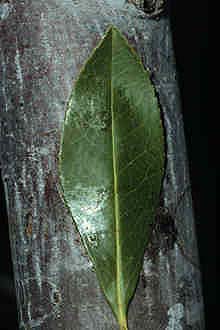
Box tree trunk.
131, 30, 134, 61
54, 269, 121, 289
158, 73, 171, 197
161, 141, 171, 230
0, 1, 205, 329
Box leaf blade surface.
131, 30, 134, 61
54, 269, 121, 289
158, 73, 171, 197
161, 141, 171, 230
59, 26, 165, 329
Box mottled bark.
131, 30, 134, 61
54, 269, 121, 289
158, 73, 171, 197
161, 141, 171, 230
0, 1, 204, 329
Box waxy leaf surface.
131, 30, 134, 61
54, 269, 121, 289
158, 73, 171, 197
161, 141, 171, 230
59, 26, 165, 329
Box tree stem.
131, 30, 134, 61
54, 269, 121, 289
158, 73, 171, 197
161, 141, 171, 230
0, 1, 204, 329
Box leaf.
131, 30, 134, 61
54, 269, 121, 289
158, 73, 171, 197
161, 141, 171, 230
59, 26, 165, 329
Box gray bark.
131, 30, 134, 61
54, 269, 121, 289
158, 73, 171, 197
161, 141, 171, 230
0, 1, 205, 329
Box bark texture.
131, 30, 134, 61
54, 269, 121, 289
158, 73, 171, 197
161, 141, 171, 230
0, 1, 204, 329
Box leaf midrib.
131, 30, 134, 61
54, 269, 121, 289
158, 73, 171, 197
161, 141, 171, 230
110, 28, 127, 330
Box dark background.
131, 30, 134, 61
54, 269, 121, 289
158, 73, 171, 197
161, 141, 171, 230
0, 1, 212, 329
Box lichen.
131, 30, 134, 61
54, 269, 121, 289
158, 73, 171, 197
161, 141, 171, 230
166, 303, 184, 330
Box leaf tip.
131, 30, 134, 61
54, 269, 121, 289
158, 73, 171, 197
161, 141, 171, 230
106, 24, 121, 38
119, 322, 128, 330
118, 313, 128, 330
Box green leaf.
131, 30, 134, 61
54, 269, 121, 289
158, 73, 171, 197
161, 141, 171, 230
59, 26, 165, 329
